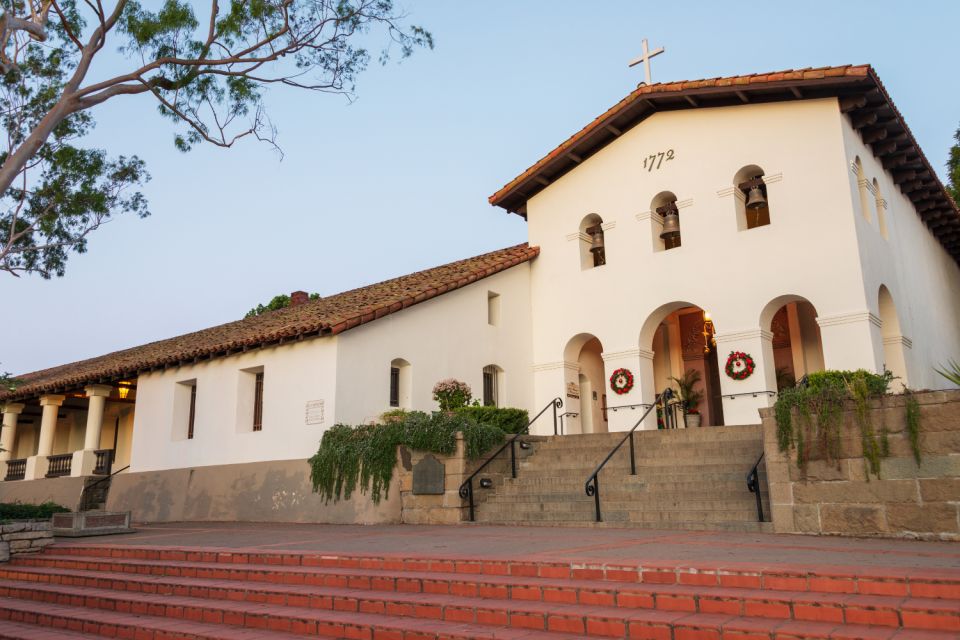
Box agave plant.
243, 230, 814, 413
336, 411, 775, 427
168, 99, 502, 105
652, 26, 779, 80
935, 360, 960, 386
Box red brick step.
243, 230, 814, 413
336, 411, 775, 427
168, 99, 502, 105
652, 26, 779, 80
1, 563, 957, 632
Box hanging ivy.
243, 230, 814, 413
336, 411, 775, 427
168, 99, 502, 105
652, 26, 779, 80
772, 369, 917, 477
308, 411, 506, 505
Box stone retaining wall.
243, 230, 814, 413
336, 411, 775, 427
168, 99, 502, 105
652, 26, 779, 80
0, 521, 54, 561
762, 389, 960, 540
106, 459, 401, 524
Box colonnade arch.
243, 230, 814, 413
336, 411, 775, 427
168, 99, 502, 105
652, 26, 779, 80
562, 333, 608, 434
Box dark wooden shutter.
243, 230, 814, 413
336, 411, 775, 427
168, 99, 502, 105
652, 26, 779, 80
253, 372, 264, 431
390, 367, 400, 407
187, 384, 197, 439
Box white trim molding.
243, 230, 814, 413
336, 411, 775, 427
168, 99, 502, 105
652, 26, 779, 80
601, 347, 640, 362
883, 335, 913, 349
717, 172, 783, 198
817, 311, 882, 329
600, 220, 617, 231
714, 329, 774, 344
565, 231, 591, 243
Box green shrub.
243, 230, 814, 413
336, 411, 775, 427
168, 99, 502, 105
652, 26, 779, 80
773, 369, 921, 477
0, 501, 70, 520
455, 406, 529, 434
308, 411, 505, 505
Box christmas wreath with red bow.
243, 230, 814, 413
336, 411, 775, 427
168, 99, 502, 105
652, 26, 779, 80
609, 368, 634, 395
724, 351, 756, 380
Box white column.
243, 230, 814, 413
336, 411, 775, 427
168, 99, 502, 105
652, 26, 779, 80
602, 347, 643, 432
716, 329, 777, 426
1, 403, 24, 461
636, 349, 658, 430
817, 311, 884, 373
36, 394, 64, 457
83, 385, 111, 450
531, 361, 573, 436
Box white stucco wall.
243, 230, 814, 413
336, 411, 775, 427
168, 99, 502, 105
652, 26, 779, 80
524, 98, 891, 431
335, 264, 535, 425
127, 264, 534, 472
129, 338, 339, 472
839, 119, 960, 390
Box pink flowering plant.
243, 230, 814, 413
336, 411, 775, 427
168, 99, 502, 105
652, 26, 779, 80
432, 379, 472, 411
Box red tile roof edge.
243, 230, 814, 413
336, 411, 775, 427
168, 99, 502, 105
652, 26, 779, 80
488, 65, 871, 206
2, 244, 539, 402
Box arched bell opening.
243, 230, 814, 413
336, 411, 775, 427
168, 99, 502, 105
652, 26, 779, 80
578, 214, 606, 270
562, 333, 608, 434
761, 296, 825, 390
651, 191, 680, 251
640, 302, 724, 427
734, 165, 770, 230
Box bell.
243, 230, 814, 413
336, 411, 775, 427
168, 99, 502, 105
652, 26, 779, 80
659, 211, 680, 240
589, 229, 604, 254
746, 185, 767, 210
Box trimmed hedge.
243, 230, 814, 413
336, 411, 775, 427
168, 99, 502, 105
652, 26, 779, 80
0, 502, 70, 520
455, 406, 529, 434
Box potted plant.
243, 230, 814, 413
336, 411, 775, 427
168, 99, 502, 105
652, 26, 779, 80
670, 369, 704, 428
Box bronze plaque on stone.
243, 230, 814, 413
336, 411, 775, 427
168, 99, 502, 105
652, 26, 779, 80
412, 454, 445, 495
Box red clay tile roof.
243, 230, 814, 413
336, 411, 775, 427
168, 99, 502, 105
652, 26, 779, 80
488, 65, 959, 261
2, 244, 539, 402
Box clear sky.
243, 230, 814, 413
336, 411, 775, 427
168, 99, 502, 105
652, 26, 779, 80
2, 1, 958, 375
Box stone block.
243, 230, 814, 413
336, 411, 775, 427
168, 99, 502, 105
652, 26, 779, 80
793, 504, 820, 533
879, 456, 939, 479
799, 460, 847, 482
770, 504, 797, 533
886, 503, 959, 534
0, 523, 27, 534
0, 541, 8, 562
792, 479, 918, 505
764, 460, 791, 484
819, 504, 887, 535
767, 482, 793, 505
919, 478, 960, 502
8, 539, 33, 551
921, 432, 960, 456
2, 531, 47, 541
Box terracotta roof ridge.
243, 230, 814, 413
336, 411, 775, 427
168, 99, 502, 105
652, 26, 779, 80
2, 243, 539, 400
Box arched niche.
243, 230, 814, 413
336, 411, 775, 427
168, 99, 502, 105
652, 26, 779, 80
854, 156, 871, 222
760, 295, 824, 387
562, 333, 607, 434
878, 285, 909, 390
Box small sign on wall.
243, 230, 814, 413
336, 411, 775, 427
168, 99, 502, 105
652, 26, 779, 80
566, 382, 580, 399
305, 400, 325, 425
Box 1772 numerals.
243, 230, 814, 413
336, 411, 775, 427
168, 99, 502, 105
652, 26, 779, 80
642, 149, 675, 171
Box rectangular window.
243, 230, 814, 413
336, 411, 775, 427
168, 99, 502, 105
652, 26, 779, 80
252, 372, 264, 431
187, 384, 197, 439
389, 367, 400, 407
482, 366, 499, 407
487, 292, 500, 326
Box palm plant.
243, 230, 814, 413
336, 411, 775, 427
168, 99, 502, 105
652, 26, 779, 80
935, 360, 960, 386
670, 369, 704, 413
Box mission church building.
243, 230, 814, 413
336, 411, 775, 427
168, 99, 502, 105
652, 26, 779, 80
1, 65, 958, 521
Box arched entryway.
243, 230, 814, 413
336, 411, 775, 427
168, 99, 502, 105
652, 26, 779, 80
563, 334, 608, 434
878, 285, 909, 390
639, 303, 724, 427
760, 296, 825, 389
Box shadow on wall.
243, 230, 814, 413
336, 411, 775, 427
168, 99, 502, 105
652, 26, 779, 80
106, 460, 402, 525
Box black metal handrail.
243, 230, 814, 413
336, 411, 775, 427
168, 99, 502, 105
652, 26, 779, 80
584, 391, 666, 522
78, 464, 130, 512
459, 397, 562, 521
746, 452, 765, 522
557, 411, 578, 435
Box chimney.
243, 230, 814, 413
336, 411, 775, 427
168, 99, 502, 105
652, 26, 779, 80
290, 291, 309, 307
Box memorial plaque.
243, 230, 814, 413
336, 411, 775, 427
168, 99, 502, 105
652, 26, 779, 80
412, 454, 445, 495
305, 400, 325, 425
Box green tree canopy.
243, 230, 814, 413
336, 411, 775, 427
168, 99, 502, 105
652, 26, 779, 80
0, 0, 431, 278
245, 292, 320, 318
948, 124, 960, 205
